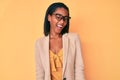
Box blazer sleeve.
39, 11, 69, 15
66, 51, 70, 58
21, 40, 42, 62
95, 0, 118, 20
75, 34, 85, 80
35, 40, 44, 80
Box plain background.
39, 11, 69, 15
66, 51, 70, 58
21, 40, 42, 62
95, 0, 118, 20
0, 0, 120, 80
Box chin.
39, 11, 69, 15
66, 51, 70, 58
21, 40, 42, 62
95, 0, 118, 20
55, 30, 62, 34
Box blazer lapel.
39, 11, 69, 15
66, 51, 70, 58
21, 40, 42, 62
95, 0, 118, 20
44, 35, 51, 80
62, 33, 69, 78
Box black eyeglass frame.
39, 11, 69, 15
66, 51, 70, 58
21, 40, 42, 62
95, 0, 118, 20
52, 13, 71, 22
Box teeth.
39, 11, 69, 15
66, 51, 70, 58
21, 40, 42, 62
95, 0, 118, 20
57, 24, 62, 28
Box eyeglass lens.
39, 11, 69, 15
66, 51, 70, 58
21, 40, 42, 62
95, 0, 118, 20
53, 13, 71, 22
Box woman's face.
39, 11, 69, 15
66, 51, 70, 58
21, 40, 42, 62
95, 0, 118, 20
48, 7, 69, 34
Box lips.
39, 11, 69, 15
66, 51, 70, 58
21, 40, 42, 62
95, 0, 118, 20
57, 24, 63, 28
55, 24, 64, 33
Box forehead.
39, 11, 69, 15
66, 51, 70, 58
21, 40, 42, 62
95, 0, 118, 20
54, 8, 68, 16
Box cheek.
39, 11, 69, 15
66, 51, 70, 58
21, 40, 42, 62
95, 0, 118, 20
49, 19, 56, 26
51, 19, 58, 24
49, 19, 55, 24
64, 22, 67, 27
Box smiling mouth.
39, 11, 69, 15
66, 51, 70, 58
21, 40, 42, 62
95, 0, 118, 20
57, 24, 63, 28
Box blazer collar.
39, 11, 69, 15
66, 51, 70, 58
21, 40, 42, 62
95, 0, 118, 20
44, 35, 51, 80
62, 33, 69, 78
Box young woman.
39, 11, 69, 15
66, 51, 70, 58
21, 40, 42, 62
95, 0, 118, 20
35, 2, 85, 80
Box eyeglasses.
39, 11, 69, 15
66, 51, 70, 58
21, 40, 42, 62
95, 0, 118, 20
52, 13, 71, 22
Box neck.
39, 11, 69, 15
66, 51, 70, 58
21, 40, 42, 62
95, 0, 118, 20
49, 32, 62, 39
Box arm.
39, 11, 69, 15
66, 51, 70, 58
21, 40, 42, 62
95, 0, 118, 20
35, 40, 44, 80
75, 34, 85, 80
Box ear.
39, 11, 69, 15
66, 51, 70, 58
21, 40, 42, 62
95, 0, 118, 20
48, 14, 51, 22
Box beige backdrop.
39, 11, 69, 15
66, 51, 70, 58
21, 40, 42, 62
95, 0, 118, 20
0, 0, 120, 80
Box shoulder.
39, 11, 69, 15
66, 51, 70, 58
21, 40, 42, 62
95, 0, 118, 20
35, 35, 48, 46
63, 32, 80, 40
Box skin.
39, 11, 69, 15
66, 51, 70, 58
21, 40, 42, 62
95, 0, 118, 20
48, 8, 69, 54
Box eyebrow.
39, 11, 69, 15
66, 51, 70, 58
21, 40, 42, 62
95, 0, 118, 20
54, 13, 69, 17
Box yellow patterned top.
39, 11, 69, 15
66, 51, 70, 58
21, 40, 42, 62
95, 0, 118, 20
49, 49, 63, 80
